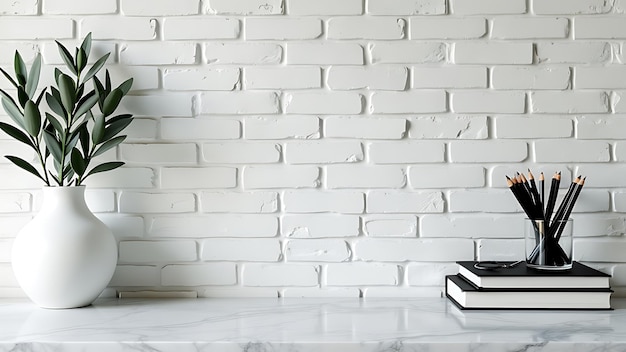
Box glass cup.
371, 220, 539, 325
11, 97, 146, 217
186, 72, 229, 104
525, 218, 573, 271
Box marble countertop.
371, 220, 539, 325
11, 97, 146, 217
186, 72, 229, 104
1, 297, 625, 352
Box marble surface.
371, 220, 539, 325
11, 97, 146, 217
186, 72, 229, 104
1, 297, 626, 351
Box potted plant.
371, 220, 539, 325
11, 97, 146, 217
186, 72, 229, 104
0, 33, 133, 308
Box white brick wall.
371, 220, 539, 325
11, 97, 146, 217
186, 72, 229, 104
1, 0, 625, 298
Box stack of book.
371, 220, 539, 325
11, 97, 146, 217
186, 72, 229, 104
446, 261, 612, 310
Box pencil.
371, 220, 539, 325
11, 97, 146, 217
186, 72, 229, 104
544, 172, 560, 222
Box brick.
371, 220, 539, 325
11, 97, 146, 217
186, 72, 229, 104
413, 66, 487, 89
120, 144, 197, 164
495, 117, 573, 138
164, 17, 240, 39
369, 42, 445, 64
201, 239, 281, 261
120, 42, 197, 65
408, 115, 488, 139
328, 17, 406, 40
1, 0, 38, 14
450, 141, 527, 162
109, 266, 159, 287
0, 216, 29, 238
119, 240, 197, 263
535, 42, 611, 64
477, 239, 525, 261
533, 0, 612, 14
0, 192, 31, 213
614, 141, 626, 161
327, 165, 405, 189
571, 190, 608, 213
407, 263, 458, 286
244, 116, 320, 140
200, 192, 278, 213
420, 215, 525, 238
122, 94, 194, 117
576, 67, 626, 89
326, 263, 399, 286
287, 43, 364, 65
362, 215, 417, 237
205, 0, 283, 15
242, 264, 319, 286
451, 0, 526, 14
98, 214, 145, 238
162, 263, 237, 286
0, 165, 45, 189
161, 118, 240, 140
243, 166, 320, 189
367, 191, 444, 213
283, 288, 359, 298
84, 189, 115, 213
105, 66, 159, 92
125, 118, 158, 140
325, 117, 407, 139
354, 238, 474, 262
492, 66, 571, 90
449, 190, 520, 213
534, 140, 610, 162
164, 68, 240, 91
371, 91, 446, 114
149, 215, 278, 237
451, 91, 525, 113
410, 18, 486, 39
613, 191, 626, 211
199, 92, 280, 114
161, 167, 237, 189
205, 43, 282, 65
285, 141, 363, 164
0, 18, 73, 39
282, 214, 360, 238
327, 66, 408, 91
530, 91, 609, 113
285, 239, 350, 262
574, 238, 626, 262
283, 191, 364, 214
80, 17, 157, 40
491, 17, 569, 39
284, 92, 363, 114
409, 165, 485, 188
613, 91, 626, 113
203, 143, 280, 164
287, 0, 362, 15
0, 141, 33, 165
0, 43, 38, 64
120, 192, 196, 213
0, 240, 11, 261
573, 215, 626, 237
245, 67, 321, 90
122, 0, 199, 15
246, 18, 321, 40
368, 141, 445, 164
368, 0, 446, 14
86, 167, 155, 189
575, 17, 626, 39
453, 42, 532, 64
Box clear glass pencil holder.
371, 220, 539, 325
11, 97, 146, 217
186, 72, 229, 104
525, 219, 573, 271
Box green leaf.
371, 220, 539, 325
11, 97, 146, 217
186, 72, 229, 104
25, 53, 41, 98
23, 100, 41, 137
92, 113, 105, 144
93, 76, 105, 111
35, 88, 46, 106
70, 148, 86, 176
43, 129, 63, 163
105, 70, 111, 92
0, 121, 34, 147
67, 131, 80, 151
56, 40, 77, 76
74, 90, 98, 119
1, 97, 25, 130
84, 161, 124, 178
93, 135, 125, 157
118, 78, 133, 95
102, 88, 123, 117
77, 122, 89, 156
81, 33, 92, 58
58, 74, 76, 115
76, 48, 87, 73
5, 155, 45, 182
45, 91, 66, 118
17, 86, 28, 108
45, 112, 64, 135
14, 51, 27, 86
102, 116, 132, 141
0, 67, 18, 89
83, 53, 110, 83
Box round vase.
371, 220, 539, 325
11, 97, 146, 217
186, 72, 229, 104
11, 186, 117, 309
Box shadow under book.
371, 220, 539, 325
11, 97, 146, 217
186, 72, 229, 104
446, 261, 612, 310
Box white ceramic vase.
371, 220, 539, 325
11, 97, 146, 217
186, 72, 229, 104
12, 186, 117, 309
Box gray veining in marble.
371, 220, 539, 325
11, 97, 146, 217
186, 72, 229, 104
1, 297, 626, 352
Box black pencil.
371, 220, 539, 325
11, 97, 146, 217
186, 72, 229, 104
544, 172, 560, 222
